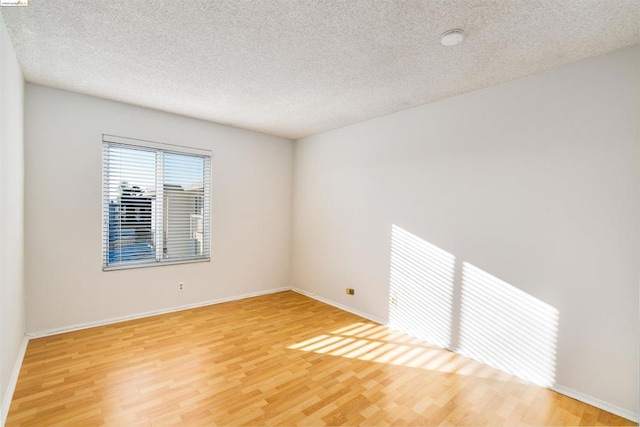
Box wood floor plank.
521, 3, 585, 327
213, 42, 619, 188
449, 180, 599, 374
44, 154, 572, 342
6, 291, 636, 426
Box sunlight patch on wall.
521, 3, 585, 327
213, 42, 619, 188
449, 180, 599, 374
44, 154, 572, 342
458, 262, 559, 387
388, 225, 456, 349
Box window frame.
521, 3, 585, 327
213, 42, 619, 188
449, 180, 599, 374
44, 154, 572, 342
102, 134, 212, 271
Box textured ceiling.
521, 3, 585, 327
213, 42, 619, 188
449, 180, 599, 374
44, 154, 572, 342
2, 0, 639, 139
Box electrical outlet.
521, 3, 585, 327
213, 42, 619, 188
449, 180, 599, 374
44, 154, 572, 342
178, 282, 184, 292
345, 288, 355, 295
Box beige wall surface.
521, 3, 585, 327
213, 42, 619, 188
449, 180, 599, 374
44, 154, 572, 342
24, 84, 294, 334
0, 14, 25, 422
292, 46, 640, 416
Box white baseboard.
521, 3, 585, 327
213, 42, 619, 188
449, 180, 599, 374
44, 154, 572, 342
1, 335, 29, 427
552, 384, 637, 422
290, 287, 387, 325
27, 287, 291, 338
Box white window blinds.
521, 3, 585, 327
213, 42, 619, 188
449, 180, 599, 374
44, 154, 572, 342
102, 135, 211, 270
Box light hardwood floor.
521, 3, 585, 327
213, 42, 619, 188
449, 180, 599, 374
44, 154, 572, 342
6, 291, 635, 426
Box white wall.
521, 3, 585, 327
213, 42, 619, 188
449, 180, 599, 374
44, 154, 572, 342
24, 84, 293, 333
0, 14, 25, 422
292, 46, 639, 416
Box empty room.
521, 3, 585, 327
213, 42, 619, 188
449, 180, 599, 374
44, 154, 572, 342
1, 0, 639, 425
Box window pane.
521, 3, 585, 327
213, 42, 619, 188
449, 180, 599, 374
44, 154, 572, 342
102, 136, 210, 270
163, 152, 206, 261
105, 145, 157, 265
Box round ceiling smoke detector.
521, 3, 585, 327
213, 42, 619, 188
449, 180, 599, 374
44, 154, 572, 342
440, 29, 464, 46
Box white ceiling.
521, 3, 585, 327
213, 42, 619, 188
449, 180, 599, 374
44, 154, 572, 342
2, 0, 639, 139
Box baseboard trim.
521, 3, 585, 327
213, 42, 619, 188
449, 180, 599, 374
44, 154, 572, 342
1, 335, 29, 426
551, 384, 637, 422
27, 287, 291, 338
290, 287, 387, 325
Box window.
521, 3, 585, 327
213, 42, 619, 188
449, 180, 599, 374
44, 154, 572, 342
102, 135, 211, 270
